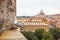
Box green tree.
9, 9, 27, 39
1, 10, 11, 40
21, 31, 34, 40
49, 28, 60, 40
42, 32, 54, 40
34, 29, 45, 40
32, 36, 38, 40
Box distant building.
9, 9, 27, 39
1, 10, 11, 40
17, 10, 50, 31
47, 14, 60, 28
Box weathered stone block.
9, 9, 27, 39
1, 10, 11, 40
0, 0, 27, 40
0, 0, 16, 34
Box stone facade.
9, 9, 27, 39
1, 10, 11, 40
0, 0, 16, 34
17, 18, 50, 31
0, 0, 27, 40
17, 10, 50, 31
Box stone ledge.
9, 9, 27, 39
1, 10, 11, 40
0, 29, 27, 40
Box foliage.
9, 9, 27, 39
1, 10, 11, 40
34, 29, 45, 40
49, 28, 60, 40
42, 32, 54, 40
32, 36, 38, 40
21, 28, 60, 40
21, 31, 34, 40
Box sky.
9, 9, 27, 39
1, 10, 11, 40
16, 0, 60, 16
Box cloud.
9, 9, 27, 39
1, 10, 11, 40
17, 0, 60, 16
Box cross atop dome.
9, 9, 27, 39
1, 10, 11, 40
39, 9, 45, 15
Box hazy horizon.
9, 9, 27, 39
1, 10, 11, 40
16, 0, 60, 16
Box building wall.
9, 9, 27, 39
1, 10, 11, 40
17, 10, 50, 31
19, 19, 50, 31
21, 25, 49, 32
56, 21, 60, 28
0, 0, 16, 30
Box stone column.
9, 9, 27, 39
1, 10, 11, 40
0, 0, 27, 40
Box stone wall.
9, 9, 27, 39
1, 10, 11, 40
0, 0, 16, 35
